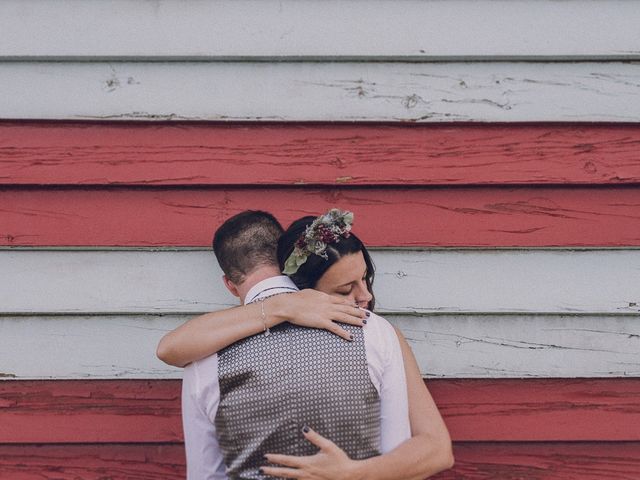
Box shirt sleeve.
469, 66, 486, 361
368, 312, 412, 453
181, 357, 228, 480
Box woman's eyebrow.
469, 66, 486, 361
336, 268, 367, 288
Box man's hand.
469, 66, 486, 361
274, 289, 369, 341
261, 426, 363, 480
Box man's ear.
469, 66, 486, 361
222, 274, 240, 298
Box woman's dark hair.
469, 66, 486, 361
277, 216, 376, 310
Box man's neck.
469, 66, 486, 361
238, 265, 282, 304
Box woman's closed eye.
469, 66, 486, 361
336, 275, 366, 295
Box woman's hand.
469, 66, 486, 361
275, 289, 369, 341
261, 426, 363, 480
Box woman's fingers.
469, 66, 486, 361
260, 466, 302, 479
302, 426, 338, 452
327, 323, 354, 341
263, 453, 305, 468
333, 305, 368, 325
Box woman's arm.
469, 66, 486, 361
156, 289, 367, 367
352, 327, 454, 479
261, 327, 454, 480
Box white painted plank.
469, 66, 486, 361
1, 0, 639, 60
1, 249, 639, 315
2, 62, 640, 122
389, 315, 640, 378
0, 315, 183, 380
0, 314, 638, 379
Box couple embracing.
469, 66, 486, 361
157, 208, 454, 479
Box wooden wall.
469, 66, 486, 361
1, 1, 640, 478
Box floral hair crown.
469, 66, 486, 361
282, 208, 354, 275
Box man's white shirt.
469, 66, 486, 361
181, 275, 412, 480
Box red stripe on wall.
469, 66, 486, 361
0, 444, 184, 480
2, 121, 640, 186
438, 442, 640, 479
1, 443, 639, 480
2, 186, 640, 247
2, 379, 639, 443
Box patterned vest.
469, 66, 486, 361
214, 294, 381, 479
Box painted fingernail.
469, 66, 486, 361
302, 425, 310, 433
350, 334, 354, 340
363, 319, 367, 324
365, 311, 370, 317
259, 467, 265, 474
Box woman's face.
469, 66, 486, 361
315, 250, 373, 309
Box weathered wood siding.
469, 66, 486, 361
3, 312, 640, 379
3, 62, 640, 121
3, 185, 640, 247
1, 0, 639, 478
3, 0, 639, 60
1, 250, 639, 379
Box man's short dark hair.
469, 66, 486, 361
213, 210, 284, 284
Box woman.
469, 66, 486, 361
157, 209, 454, 479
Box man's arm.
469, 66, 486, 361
181, 360, 227, 480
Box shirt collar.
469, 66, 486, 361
244, 275, 300, 304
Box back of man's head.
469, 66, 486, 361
212, 210, 284, 285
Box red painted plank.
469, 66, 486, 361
1, 121, 639, 186
1, 443, 639, 480
435, 442, 640, 480
2, 379, 639, 443
0, 380, 181, 444
0, 444, 184, 480
2, 186, 640, 247
428, 378, 640, 442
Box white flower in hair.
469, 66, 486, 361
282, 209, 354, 275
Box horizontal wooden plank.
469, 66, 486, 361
0, 444, 185, 480
391, 314, 640, 378
1, 313, 639, 379
2, 62, 640, 122
2, 0, 639, 61
0, 381, 182, 443
1, 443, 640, 480
2, 122, 640, 186
2, 379, 639, 442
2, 187, 640, 248
1, 442, 638, 480
1, 250, 638, 316
430, 378, 640, 441
437, 442, 640, 479
0, 315, 184, 380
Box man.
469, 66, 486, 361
181, 210, 411, 479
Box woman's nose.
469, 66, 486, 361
354, 281, 373, 303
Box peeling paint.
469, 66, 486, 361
395, 270, 408, 279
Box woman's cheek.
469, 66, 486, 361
332, 291, 356, 303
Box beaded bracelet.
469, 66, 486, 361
258, 297, 270, 336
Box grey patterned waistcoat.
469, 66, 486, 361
214, 295, 381, 479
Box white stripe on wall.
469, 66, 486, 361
1, 249, 638, 315
1, 0, 639, 60
0, 313, 638, 379
2, 62, 640, 122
